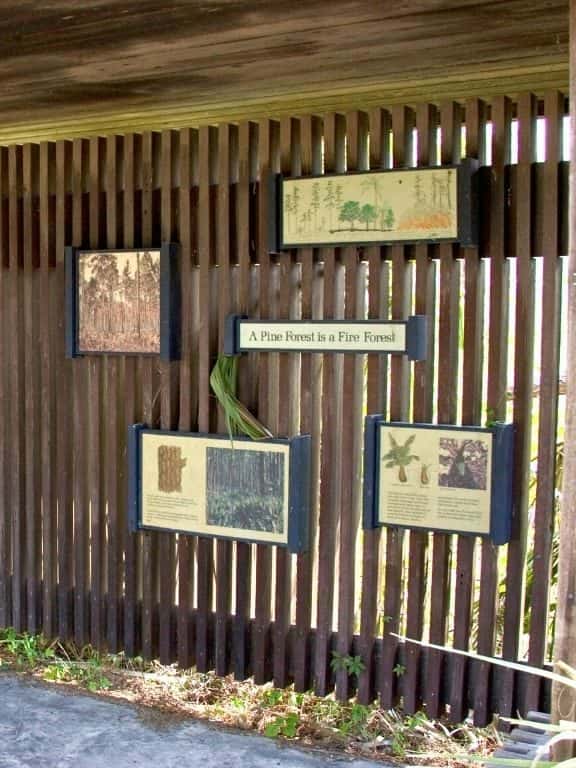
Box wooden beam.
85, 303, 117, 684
552, 0, 576, 757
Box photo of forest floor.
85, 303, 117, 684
206, 447, 285, 534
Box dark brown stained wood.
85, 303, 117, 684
525, 91, 564, 712
380, 105, 413, 711
426, 101, 463, 720
403, 102, 438, 715
196, 124, 215, 674
449, 98, 487, 724
123, 132, 139, 658
474, 95, 512, 727
214, 122, 233, 678
273, 115, 298, 689
177, 127, 195, 670
8, 145, 25, 632
72, 137, 89, 646
252, 118, 275, 686
0, 1, 568, 144
105, 134, 121, 653
88, 136, 105, 649
0, 147, 9, 629
313, 111, 346, 697
0, 88, 570, 723
273, 248, 293, 688
499, 92, 538, 719
234, 121, 256, 681
56, 139, 73, 640
158, 129, 178, 665
294, 114, 322, 693
335, 110, 368, 702
23, 143, 41, 634
357, 106, 390, 706
141, 131, 159, 661
40, 141, 57, 637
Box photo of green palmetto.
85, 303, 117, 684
209, 355, 272, 440
382, 433, 419, 482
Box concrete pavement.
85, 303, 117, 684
0, 674, 391, 768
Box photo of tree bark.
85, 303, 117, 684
206, 447, 286, 534
77, 249, 161, 353
438, 438, 489, 490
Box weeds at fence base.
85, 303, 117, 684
0, 628, 499, 766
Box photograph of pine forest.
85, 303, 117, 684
206, 447, 286, 534
78, 249, 161, 353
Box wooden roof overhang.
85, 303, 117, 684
0, 0, 569, 143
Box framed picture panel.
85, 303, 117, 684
270, 160, 478, 251
363, 418, 514, 544
128, 425, 311, 552
65, 242, 180, 359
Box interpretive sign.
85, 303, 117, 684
224, 314, 428, 360
271, 161, 478, 250
128, 425, 311, 552
363, 418, 514, 544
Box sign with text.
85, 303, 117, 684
128, 425, 311, 552
363, 419, 514, 544
224, 315, 427, 360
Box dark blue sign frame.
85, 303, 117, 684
65, 242, 180, 360
363, 417, 514, 544
128, 424, 311, 553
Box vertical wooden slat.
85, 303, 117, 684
88, 136, 104, 649
294, 114, 322, 693
313, 112, 346, 697
403, 103, 438, 714
273, 117, 298, 688
40, 142, 57, 637
499, 93, 538, 719
357, 106, 391, 705
72, 138, 89, 646
177, 127, 195, 670
105, 134, 121, 652
158, 129, 178, 665
424, 101, 463, 720
252, 118, 275, 685
140, 131, 159, 661
335, 110, 368, 701
23, 143, 41, 633
0, 147, 9, 629
474, 95, 512, 726
8, 146, 25, 632
213, 123, 233, 677
56, 140, 73, 640
525, 91, 564, 712
233, 122, 255, 681
123, 132, 139, 658
196, 125, 215, 673
449, 98, 487, 723
380, 105, 413, 710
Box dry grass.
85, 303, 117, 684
0, 633, 500, 766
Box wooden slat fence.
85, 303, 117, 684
0, 91, 569, 723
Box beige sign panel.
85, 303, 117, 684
238, 321, 407, 353
281, 167, 459, 246
377, 425, 493, 535
141, 432, 290, 545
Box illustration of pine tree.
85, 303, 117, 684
311, 182, 321, 231
324, 180, 336, 231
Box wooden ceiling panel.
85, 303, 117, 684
0, 0, 568, 142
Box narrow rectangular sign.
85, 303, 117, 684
225, 315, 427, 360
